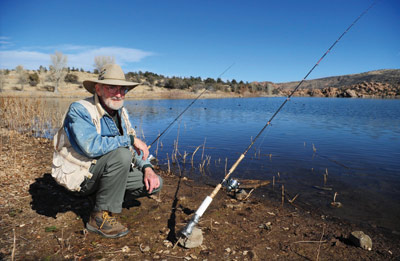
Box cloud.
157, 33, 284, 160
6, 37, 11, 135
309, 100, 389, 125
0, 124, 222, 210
0, 50, 49, 69
0, 45, 154, 70
0, 36, 14, 49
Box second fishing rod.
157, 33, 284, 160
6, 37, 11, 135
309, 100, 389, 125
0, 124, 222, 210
178, 1, 377, 240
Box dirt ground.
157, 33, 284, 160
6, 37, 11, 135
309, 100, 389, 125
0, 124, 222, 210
0, 129, 399, 260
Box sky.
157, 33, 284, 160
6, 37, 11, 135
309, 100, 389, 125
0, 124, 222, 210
0, 0, 399, 83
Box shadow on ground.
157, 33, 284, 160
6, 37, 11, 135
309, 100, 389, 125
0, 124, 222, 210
29, 173, 95, 224
28, 174, 141, 226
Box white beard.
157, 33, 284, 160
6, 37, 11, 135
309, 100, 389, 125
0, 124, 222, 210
104, 97, 124, 110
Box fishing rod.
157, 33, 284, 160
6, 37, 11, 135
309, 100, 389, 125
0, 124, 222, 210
179, 2, 377, 240
147, 62, 235, 149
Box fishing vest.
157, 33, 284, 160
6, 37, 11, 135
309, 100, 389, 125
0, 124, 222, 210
51, 94, 136, 192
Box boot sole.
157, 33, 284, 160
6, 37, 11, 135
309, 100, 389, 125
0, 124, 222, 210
86, 223, 129, 238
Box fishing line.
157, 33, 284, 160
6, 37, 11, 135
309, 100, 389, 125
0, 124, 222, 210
178, 1, 378, 240
148, 62, 235, 149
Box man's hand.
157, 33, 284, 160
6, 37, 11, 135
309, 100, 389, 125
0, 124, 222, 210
144, 167, 160, 194
133, 137, 149, 160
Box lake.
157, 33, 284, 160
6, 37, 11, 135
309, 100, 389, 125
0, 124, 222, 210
124, 97, 400, 232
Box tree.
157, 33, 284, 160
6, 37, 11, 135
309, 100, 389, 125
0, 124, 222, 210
50, 51, 68, 93
28, 72, 40, 86
64, 74, 79, 83
16, 65, 29, 91
0, 70, 6, 92
39, 66, 47, 87
38, 65, 47, 73
266, 83, 273, 96
93, 56, 115, 72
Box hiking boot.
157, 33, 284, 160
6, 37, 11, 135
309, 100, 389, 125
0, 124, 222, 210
86, 211, 129, 238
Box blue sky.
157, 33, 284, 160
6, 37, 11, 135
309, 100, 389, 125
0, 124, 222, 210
0, 0, 399, 83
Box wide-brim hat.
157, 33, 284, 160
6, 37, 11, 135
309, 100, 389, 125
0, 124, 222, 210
83, 64, 140, 94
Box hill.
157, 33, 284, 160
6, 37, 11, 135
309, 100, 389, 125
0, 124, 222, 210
0, 68, 399, 98
271, 69, 400, 98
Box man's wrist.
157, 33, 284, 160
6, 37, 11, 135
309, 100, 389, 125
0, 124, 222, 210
129, 134, 135, 146
142, 164, 153, 171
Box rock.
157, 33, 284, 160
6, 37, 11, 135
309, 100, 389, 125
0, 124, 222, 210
163, 240, 173, 248
258, 222, 272, 230
179, 227, 203, 248
345, 89, 358, 98
330, 201, 343, 208
349, 231, 372, 250
225, 202, 244, 210
140, 244, 150, 252
121, 246, 130, 252
235, 189, 248, 201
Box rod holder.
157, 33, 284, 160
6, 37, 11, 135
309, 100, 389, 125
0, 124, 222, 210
179, 196, 213, 238
180, 213, 200, 238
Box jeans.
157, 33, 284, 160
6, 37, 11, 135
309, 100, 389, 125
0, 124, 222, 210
78, 147, 163, 213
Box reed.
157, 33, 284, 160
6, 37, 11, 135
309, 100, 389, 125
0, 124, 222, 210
155, 132, 160, 157
166, 153, 171, 174
201, 138, 206, 161
312, 143, 317, 153
182, 151, 188, 164
225, 157, 228, 175
206, 155, 211, 167
323, 168, 328, 186
191, 145, 201, 168
0, 97, 63, 138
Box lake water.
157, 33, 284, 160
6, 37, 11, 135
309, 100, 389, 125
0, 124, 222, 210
124, 97, 400, 232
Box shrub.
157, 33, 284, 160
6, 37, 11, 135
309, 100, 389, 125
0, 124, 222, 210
64, 74, 79, 83
28, 73, 40, 86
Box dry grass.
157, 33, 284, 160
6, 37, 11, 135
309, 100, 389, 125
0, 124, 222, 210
0, 97, 64, 138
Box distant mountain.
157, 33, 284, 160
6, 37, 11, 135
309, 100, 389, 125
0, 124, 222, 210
269, 69, 400, 98
274, 69, 400, 89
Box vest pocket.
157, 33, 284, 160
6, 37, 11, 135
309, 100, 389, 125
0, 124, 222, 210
51, 151, 92, 192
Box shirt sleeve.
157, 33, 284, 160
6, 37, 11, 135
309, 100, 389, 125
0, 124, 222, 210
132, 150, 153, 170
64, 102, 131, 158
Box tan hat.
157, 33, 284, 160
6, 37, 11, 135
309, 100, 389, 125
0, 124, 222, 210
83, 64, 140, 94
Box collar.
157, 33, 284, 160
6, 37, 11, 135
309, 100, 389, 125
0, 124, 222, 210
94, 93, 107, 117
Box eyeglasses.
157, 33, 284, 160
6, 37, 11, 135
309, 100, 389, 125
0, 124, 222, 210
103, 85, 128, 95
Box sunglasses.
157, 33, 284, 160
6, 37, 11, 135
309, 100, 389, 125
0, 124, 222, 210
103, 85, 128, 95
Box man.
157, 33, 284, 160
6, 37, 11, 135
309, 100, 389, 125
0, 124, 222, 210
51, 63, 162, 238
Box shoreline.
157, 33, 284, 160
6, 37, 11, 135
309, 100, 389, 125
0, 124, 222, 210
0, 128, 399, 260
1, 84, 399, 100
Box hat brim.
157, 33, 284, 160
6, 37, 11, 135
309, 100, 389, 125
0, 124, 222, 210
83, 79, 140, 94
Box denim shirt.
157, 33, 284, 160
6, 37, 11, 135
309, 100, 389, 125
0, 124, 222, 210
63, 99, 151, 170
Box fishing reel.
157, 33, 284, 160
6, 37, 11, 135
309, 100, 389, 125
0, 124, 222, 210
223, 178, 240, 192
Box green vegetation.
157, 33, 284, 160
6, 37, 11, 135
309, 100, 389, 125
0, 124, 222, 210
125, 70, 270, 94
64, 73, 79, 83
28, 72, 40, 86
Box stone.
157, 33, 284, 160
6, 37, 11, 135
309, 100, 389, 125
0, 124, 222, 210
179, 227, 203, 249
235, 189, 248, 201
349, 231, 372, 250
345, 89, 358, 98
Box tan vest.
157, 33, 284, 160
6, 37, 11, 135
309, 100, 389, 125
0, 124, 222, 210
51, 94, 135, 191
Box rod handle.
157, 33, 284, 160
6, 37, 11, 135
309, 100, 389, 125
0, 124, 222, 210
227, 154, 245, 179
210, 184, 222, 198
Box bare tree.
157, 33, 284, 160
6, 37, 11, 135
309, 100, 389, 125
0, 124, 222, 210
38, 66, 47, 88
50, 51, 68, 93
15, 65, 29, 91
0, 70, 6, 92
93, 56, 115, 73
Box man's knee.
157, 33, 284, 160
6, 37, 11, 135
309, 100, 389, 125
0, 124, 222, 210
109, 147, 132, 167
